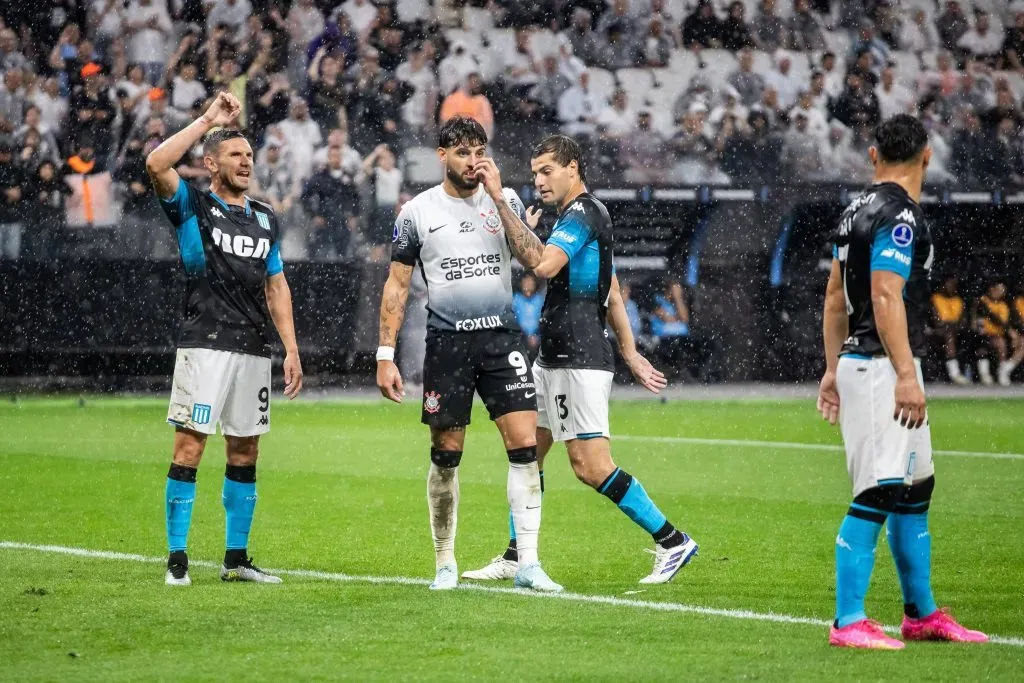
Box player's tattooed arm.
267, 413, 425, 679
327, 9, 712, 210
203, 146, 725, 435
474, 158, 545, 268
378, 262, 414, 348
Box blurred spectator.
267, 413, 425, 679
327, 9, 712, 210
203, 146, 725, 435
14, 105, 61, 166
787, 0, 825, 51
286, 0, 325, 86
766, 52, 799, 110
622, 111, 668, 183
959, 11, 1002, 65
876, 66, 914, 119
982, 89, 1020, 131
302, 145, 360, 260
514, 273, 543, 355
683, 0, 722, 50
557, 70, 602, 138
650, 0, 684, 47
641, 16, 673, 67
396, 42, 439, 146
619, 282, 643, 341
670, 104, 727, 184
720, 1, 754, 52
820, 51, 844, 100
650, 278, 691, 378
336, 0, 378, 37
597, 89, 635, 140
782, 111, 826, 180
720, 110, 782, 184
278, 98, 323, 183
950, 109, 999, 187
123, 88, 188, 149
931, 276, 970, 384
530, 55, 572, 121
113, 63, 150, 114
1001, 10, 1024, 72
921, 51, 961, 98
0, 27, 30, 73
248, 70, 291, 144
307, 47, 348, 135
848, 50, 879, 89
361, 143, 403, 250
752, 0, 787, 52
789, 89, 828, 141
729, 49, 766, 107
504, 28, 541, 92
949, 69, 993, 115
70, 63, 116, 156
822, 121, 871, 181
901, 9, 940, 55
832, 72, 881, 131
564, 8, 600, 67
673, 73, 713, 123
849, 21, 890, 73
597, 0, 641, 43
30, 77, 68, 134
115, 121, 161, 258
22, 160, 71, 261
974, 281, 1023, 386
206, 0, 252, 35
253, 139, 301, 220
313, 128, 363, 174
439, 73, 494, 140
124, 0, 173, 84
808, 70, 830, 111
936, 0, 971, 52
596, 22, 636, 70
358, 76, 410, 166
0, 68, 26, 135
0, 139, 24, 259
166, 44, 207, 112
438, 40, 481, 97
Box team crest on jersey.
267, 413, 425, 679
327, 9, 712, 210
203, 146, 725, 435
481, 209, 501, 234
423, 391, 442, 414
255, 212, 271, 230
891, 223, 914, 247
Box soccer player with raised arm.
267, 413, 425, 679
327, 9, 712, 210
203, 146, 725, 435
376, 116, 561, 592
147, 92, 303, 586
464, 135, 698, 585
818, 115, 987, 649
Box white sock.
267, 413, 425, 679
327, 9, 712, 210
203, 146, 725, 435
946, 359, 962, 379
508, 461, 542, 566
979, 358, 992, 380
999, 359, 1020, 376
427, 464, 459, 569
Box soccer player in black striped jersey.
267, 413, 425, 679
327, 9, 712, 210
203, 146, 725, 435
818, 115, 986, 649
464, 135, 698, 585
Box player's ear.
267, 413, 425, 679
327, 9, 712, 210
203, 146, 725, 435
867, 146, 878, 168
921, 146, 932, 171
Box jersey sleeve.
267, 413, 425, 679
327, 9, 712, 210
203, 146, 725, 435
869, 205, 917, 280
501, 187, 528, 221
391, 203, 422, 265
158, 178, 196, 228
547, 206, 593, 261
266, 241, 284, 276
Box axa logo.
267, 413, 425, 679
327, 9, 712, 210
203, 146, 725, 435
211, 226, 271, 259
895, 209, 916, 225
211, 207, 225, 219
568, 201, 584, 212
455, 315, 501, 331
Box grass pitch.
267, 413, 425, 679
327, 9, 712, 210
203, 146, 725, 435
2, 396, 1023, 681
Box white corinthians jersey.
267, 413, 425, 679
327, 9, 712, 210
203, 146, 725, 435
391, 184, 527, 333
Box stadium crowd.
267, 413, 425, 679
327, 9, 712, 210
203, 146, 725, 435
3, 1, 1024, 261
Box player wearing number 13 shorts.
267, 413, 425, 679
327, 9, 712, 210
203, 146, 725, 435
376, 116, 561, 593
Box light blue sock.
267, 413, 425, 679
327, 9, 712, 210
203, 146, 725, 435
509, 470, 542, 542
835, 512, 886, 627
599, 469, 668, 535
165, 467, 197, 553
223, 466, 257, 551
887, 512, 938, 619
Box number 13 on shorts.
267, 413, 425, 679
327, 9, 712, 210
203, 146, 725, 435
533, 364, 613, 442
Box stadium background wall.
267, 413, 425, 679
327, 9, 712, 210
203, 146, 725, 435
2, 186, 1022, 387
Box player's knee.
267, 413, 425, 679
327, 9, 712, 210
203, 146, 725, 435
430, 448, 463, 468
507, 446, 536, 464
567, 451, 609, 489
173, 429, 206, 467
851, 484, 904, 518
431, 428, 465, 452
226, 436, 259, 466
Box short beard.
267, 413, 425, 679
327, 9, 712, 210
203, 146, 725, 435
446, 164, 478, 191
220, 172, 247, 194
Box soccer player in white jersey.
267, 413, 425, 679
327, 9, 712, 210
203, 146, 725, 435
464, 135, 698, 585
375, 116, 561, 592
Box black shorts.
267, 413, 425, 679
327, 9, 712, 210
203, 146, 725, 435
421, 329, 537, 428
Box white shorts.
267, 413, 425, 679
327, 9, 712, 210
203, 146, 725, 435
836, 356, 935, 497
534, 363, 613, 442
167, 348, 272, 437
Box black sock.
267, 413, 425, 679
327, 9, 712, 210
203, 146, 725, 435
653, 521, 684, 548
168, 550, 188, 566
224, 548, 248, 567
502, 538, 518, 562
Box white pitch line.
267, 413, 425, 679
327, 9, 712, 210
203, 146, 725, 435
616, 435, 1024, 461
2, 541, 1022, 648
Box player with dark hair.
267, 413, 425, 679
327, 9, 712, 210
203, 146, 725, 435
376, 116, 561, 592
818, 114, 987, 648
464, 135, 696, 585
147, 92, 303, 586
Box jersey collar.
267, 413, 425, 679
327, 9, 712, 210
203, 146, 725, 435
209, 190, 252, 216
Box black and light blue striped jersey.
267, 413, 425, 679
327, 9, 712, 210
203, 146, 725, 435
832, 182, 932, 358
538, 192, 615, 371
159, 179, 283, 358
